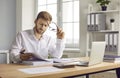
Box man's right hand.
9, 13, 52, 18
19, 49, 34, 61
20, 53, 33, 61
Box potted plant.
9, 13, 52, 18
96, 0, 111, 11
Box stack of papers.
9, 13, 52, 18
22, 58, 80, 66
22, 58, 53, 66
22, 61, 53, 66
53, 58, 79, 63
104, 55, 120, 63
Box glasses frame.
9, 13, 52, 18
49, 22, 58, 32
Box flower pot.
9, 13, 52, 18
101, 6, 107, 11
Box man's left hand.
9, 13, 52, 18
57, 28, 65, 39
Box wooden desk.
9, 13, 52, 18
0, 62, 120, 78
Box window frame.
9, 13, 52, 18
36, 0, 80, 49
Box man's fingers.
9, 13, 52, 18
20, 53, 33, 60
57, 28, 65, 39
57, 28, 62, 33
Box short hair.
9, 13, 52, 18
36, 11, 52, 21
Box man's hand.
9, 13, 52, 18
57, 28, 65, 39
20, 49, 34, 61
20, 53, 33, 61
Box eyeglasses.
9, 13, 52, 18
49, 22, 58, 32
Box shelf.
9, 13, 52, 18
90, 10, 119, 14
105, 52, 118, 56
98, 30, 119, 33
87, 0, 120, 56
89, 30, 119, 33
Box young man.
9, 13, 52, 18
10, 11, 65, 63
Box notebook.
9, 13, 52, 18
77, 41, 106, 66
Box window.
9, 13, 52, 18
37, 0, 57, 22
37, 0, 79, 49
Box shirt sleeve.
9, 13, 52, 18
48, 38, 65, 58
9, 32, 22, 63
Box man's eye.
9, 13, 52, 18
45, 25, 47, 27
40, 24, 43, 26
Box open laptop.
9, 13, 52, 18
77, 41, 106, 66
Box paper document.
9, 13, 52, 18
53, 58, 80, 63
22, 61, 53, 66
18, 67, 64, 74
22, 58, 80, 66
22, 57, 53, 66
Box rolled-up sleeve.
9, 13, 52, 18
49, 38, 65, 58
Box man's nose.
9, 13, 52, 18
40, 25, 43, 29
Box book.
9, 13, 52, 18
103, 55, 120, 63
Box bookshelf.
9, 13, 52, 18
87, 0, 120, 56
90, 10, 119, 13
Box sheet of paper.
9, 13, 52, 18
18, 67, 64, 74
22, 58, 80, 66
22, 61, 53, 66
52, 58, 80, 63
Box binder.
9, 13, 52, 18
95, 13, 106, 31
95, 13, 99, 31
109, 33, 113, 52
87, 14, 91, 31
112, 33, 115, 52
105, 33, 109, 51
87, 13, 106, 31
107, 33, 110, 52
91, 14, 95, 31
113, 33, 118, 52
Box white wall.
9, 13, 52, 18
0, 0, 16, 64
0, 0, 36, 49
79, 0, 90, 56
0, 0, 35, 63
16, 0, 36, 33
0, 0, 16, 50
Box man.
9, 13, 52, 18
10, 11, 65, 63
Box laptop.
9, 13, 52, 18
77, 41, 106, 66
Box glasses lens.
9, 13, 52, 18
49, 22, 57, 32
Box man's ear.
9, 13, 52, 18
34, 19, 37, 24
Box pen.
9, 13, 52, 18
20, 49, 25, 54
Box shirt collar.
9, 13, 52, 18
31, 28, 47, 40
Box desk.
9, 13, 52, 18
0, 62, 120, 78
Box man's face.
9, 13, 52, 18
35, 18, 50, 34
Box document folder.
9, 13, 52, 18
87, 13, 106, 31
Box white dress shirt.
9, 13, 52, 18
10, 29, 65, 63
